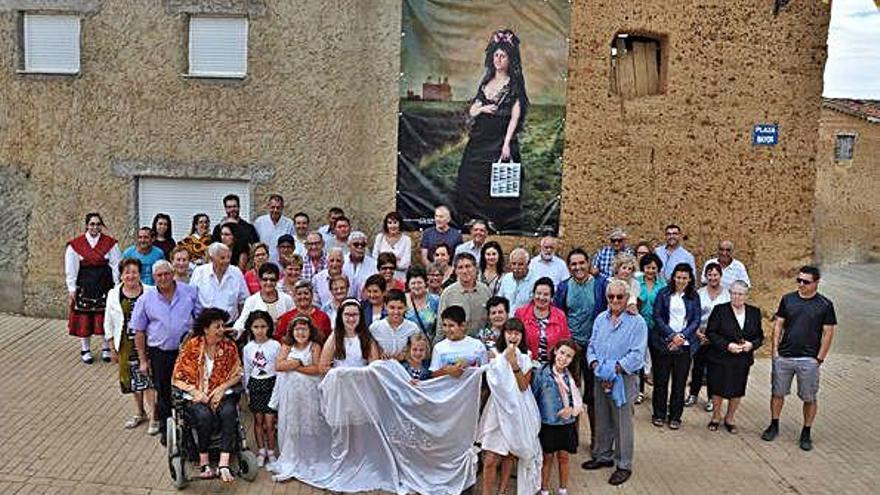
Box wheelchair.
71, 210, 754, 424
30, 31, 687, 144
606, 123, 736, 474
166, 385, 259, 488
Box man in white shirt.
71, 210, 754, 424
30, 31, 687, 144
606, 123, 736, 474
189, 243, 249, 323
369, 289, 420, 359
326, 216, 352, 257
292, 211, 311, 254
701, 240, 751, 289
454, 219, 488, 262
342, 231, 377, 298
318, 207, 345, 245
253, 194, 295, 263
498, 248, 538, 313
528, 236, 570, 286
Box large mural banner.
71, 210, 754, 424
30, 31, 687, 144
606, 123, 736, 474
396, 0, 571, 235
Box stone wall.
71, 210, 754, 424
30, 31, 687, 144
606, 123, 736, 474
0, 1, 831, 317
814, 108, 880, 264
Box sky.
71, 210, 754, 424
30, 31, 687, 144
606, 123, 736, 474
824, 0, 880, 99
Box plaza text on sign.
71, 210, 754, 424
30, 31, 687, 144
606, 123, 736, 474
752, 124, 779, 146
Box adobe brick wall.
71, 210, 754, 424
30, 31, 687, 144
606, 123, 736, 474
0, 1, 831, 317
814, 108, 880, 264
561, 1, 831, 314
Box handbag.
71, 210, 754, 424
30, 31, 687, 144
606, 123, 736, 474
490, 161, 521, 198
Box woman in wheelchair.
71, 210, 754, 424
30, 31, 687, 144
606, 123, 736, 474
172, 308, 243, 482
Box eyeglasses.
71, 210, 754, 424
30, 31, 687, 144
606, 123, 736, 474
352, 243, 366, 248
606, 294, 626, 301
306, 241, 321, 246
636, 250, 650, 256
610, 238, 623, 243
87, 222, 102, 227
665, 231, 679, 236
718, 248, 732, 252
796, 278, 815, 285
261, 277, 278, 282
379, 265, 395, 271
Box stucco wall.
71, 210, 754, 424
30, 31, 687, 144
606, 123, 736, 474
0, 0, 401, 317
561, 1, 830, 313
814, 108, 880, 264
0, 1, 831, 317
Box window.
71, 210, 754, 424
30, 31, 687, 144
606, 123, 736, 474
834, 133, 856, 161
138, 177, 251, 241
188, 16, 248, 78
21, 13, 81, 74
610, 34, 663, 99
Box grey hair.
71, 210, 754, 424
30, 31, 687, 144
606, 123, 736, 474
730, 280, 750, 293
509, 247, 530, 261
327, 246, 345, 258
207, 242, 230, 259
606, 278, 631, 296
152, 259, 173, 276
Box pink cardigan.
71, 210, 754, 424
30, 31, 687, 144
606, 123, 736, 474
515, 302, 571, 361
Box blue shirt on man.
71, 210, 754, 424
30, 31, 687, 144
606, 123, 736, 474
121, 245, 166, 285
654, 245, 696, 281
130, 282, 202, 351
587, 310, 648, 375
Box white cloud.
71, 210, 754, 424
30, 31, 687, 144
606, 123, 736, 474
823, 0, 880, 98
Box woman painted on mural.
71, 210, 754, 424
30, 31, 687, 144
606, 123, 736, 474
455, 29, 530, 233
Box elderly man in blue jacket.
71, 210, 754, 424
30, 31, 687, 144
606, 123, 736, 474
582, 279, 647, 487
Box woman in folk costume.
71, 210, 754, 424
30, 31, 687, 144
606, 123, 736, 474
478, 318, 542, 495
65, 212, 122, 364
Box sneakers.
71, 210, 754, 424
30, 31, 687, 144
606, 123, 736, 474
651, 417, 665, 428
608, 469, 632, 486
267, 450, 277, 465
705, 401, 715, 412
684, 395, 697, 407
582, 459, 614, 470
147, 421, 161, 436
80, 350, 94, 364
634, 393, 645, 405
761, 423, 779, 442
257, 448, 267, 467
101, 349, 112, 363
668, 420, 681, 430
800, 434, 813, 451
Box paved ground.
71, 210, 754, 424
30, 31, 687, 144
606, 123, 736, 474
0, 264, 877, 494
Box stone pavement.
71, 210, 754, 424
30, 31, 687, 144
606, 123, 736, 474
0, 264, 877, 494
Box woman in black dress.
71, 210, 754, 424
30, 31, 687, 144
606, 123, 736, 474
456, 29, 529, 233
705, 280, 763, 433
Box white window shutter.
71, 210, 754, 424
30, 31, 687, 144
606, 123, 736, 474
138, 178, 251, 241
23, 14, 81, 74
188, 17, 248, 78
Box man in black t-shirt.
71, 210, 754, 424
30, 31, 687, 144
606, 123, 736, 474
761, 266, 837, 451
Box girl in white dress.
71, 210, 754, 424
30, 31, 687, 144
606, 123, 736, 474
479, 318, 541, 495
319, 299, 380, 371
268, 315, 325, 482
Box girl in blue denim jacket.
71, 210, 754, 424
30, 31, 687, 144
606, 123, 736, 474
531, 339, 583, 495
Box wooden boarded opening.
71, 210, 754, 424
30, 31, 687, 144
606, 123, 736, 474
610, 34, 662, 99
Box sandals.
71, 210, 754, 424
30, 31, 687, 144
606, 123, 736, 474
218, 466, 235, 482
199, 465, 216, 480
124, 415, 146, 429
707, 420, 720, 432
724, 422, 739, 434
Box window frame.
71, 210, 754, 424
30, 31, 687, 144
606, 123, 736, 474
186, 15, 249, 79
833, 132, 857, 162
18, 12, 82, 75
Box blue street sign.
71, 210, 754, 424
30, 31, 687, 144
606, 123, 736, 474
752, 124, 779, 146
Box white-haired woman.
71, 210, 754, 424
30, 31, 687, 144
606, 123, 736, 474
704, 280, 763, 433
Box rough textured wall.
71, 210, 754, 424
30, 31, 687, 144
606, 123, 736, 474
562, 1, 830, 313
0, 0, 831, 317
0, 0, 400, 317
814, 109, 880, 264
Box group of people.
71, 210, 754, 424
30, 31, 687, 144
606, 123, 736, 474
64, 197, 837, 492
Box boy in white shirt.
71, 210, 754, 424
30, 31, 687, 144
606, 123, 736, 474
369, 289, 421, 360
430, 306, 488, 378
